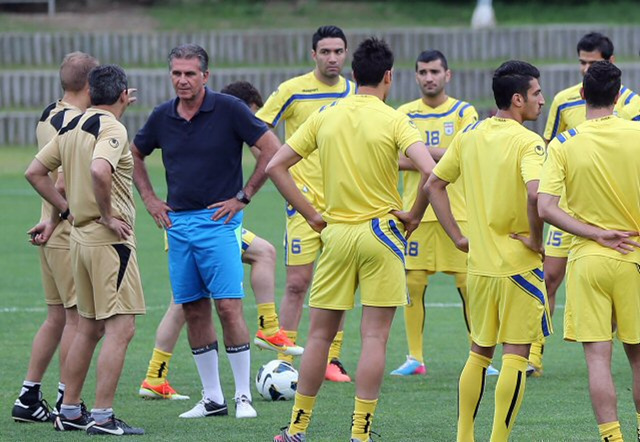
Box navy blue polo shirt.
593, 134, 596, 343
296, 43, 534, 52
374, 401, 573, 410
134, 88, 268, 211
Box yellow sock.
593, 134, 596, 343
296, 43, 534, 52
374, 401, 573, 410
457, 351, 491, 442
351, 397, 378, 441
328, 330, 344, 363
529, 338, 545, 370
491, 354, 528, 442
598, 421, 623, 441
288, 392, 316, 435
405, 270, 428, 363
278, 330, 297, 364
454, 273, 472, 339
145, 348, 172, 387
257, 302, 280, 336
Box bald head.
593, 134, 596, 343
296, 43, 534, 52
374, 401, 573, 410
59, 52, 99, 93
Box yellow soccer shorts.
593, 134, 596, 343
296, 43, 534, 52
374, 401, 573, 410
565, 256, 640, 343
545, 225, 571, 259
241, 228, 256, 254
284, 205, 322, 266
406, 221, 467, 273
71, 241, 146, 320
309, 215, 408, 310
39, 246, 76, 308
467, 268, 552, 346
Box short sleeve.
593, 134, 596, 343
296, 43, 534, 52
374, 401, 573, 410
35, 135, 62, 171
433, 133, 462, 183
133, 107, 161, 156
520, 135, 546, 184
619, 93, 640, 122
93, 122, 128, 169
539, 140, 566, 197
395, 115, 424, 155
460, 104, 479, 129
256, 85, 292, 127
286, 111, 319, 158
230, 99, 269, 147
543, 96, 564, 141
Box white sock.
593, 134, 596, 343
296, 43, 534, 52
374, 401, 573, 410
226, 343, 251, 401
192, 342, 224, 404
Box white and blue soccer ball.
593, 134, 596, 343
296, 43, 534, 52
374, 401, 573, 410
255, 360, 298, 401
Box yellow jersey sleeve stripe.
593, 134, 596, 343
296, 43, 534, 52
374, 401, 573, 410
272, 81, 352, 127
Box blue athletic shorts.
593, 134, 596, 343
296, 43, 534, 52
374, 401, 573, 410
167, 208, 244, 304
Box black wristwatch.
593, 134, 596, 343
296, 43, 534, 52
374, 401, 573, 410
60, 208, 71, 220
235, 190, 251, 204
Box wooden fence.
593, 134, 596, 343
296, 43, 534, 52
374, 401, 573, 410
2, 25, 640, 67
4, 63, 640, 109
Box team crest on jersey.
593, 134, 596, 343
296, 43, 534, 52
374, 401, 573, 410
408, 120, 418, 129
444, 122, 454, 136
535, 145, 546, 156
109, 138, 119, 149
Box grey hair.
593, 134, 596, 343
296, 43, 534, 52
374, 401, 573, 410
168, 44, 209, 72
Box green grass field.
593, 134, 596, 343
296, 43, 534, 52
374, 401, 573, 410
0, 146, 637, 441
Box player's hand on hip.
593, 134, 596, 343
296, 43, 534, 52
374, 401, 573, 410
27, 220, 56, 246
455, 236, 469, 253
209, 198, 245, 224
98, 216, 133, 241
392, 210, 419, 239
595, 230, 640, 254
144, 196, 172, 229
510, 233, 544, 255
308, 213, 326, 234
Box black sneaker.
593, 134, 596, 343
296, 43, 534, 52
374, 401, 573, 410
86, 415, 144, 436
54, 403, 94, 431
11, 394, 52, 423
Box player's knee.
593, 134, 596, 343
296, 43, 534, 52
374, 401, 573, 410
285, 274, 311, 300
216, 299, 244, 326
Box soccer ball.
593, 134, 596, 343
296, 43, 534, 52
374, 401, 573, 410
255, 360, 298, 401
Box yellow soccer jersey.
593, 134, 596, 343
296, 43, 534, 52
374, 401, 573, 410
539, 115, 640, 264
256, 71, 355, 210
35, 100, 82, 249
36, 108, 136, 248
398, 96, 477, 222
433, 117, 546, 277
544, 83, 639, 141
287, 94, 424, 224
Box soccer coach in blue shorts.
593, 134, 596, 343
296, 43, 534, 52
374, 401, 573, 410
131, 43, 280, 419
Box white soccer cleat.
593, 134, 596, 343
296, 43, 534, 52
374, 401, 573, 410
179, 394, 228, 419
235, 395, 257, 419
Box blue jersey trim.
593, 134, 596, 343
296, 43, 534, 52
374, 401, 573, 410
408, 100, 463, 119
557, 133, 567, 143
510, 274, 550, 337
550, 99, 585, 140
371, 218, 404, 263
458, 102, 472, 118
532, 268, 544, 280
567, 128, 577, 137
286, 203, 297, 217
388, 220, 407, 249
625, 91, 637, 106
621, 86, 628, 95
271, 80, 352, 127
633, 115, 640, 121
